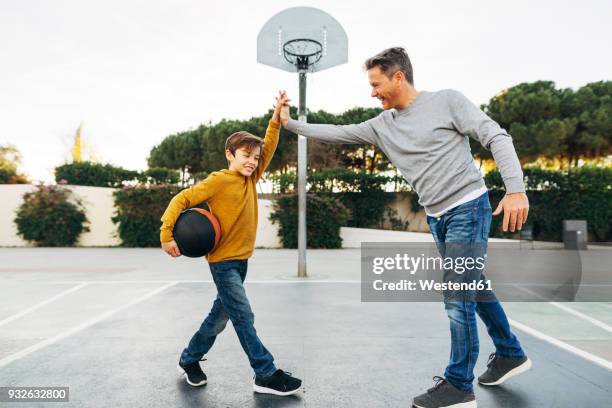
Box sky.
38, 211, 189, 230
1, 0, 611, 182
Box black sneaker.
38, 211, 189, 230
178, 358, 207, 386
253, 369, 302, 396
412, 376, 476, 408
478, 353, 531, 386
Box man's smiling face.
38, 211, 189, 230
368, 66, 401, 110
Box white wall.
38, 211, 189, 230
256, 199, 282, 248
0, 184, 121, 247
0, 185, 439, 248
0, 185, 283, 248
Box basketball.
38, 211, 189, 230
173, 208, 221, 258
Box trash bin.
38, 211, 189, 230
563, 220, 587, 250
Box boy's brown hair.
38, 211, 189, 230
225, 131, 264, 158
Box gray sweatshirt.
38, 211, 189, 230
284, 89, 525, 215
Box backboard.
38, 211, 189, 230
257, 7, 348, 73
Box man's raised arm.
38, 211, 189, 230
281, 103, 379, 145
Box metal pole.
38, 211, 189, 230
297, 71, 308, 277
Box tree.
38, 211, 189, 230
562, 81, 612, 164
481, 80, 611, 167
0, 144, 28, 184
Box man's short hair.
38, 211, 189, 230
364, 47, 414, 85
225, 131, 264, 157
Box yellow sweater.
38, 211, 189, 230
159, 119, 280, 262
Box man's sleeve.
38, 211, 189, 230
252, 119, 280, 182
284, 116, 379, 145
159, 173, 222, 243
448, 90, 526, 194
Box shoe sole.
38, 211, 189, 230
413, 401, 476, 408
478, 358, 532, 386
177, 364, 207, 386
253, 383, 301, 396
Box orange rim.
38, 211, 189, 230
191, 208, 221, 249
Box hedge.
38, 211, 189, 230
269, 194, 351, 248
271, 168, 415, 229
485, 166, 611, 241
0, 168, 28, 184
55, 161, 180, 187
112, 184, 187, 247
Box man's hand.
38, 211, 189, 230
272, 90, 290, 124
280, 102, 290, 126
279, 92, 291, 127
492, 192, 529, 232
161, 240, 181, 257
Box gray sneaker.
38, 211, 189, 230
412, 376, 477, 408
478, 353, 532, 386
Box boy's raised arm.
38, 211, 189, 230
252, 120, 280, 182
252, 91, 288, 181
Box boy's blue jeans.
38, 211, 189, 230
180, 259, 277, 378
426, 191, 525, 392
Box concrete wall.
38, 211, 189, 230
385, 193, 430, 232
0, 185, 283, 248
0, 184, 121, 247
0, 185, 431, 248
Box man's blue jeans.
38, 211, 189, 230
180, 259, 277, 378
426, 191, 525, 392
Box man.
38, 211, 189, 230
279, 47, 532, 408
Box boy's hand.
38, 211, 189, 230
162, 240, 181, 257
273, 90, 290, 124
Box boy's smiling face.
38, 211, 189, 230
226, 146, 261, 177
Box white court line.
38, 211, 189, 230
0, 281, 178, 369
1, 280, 610, 372
512, 284, 612, 334
509, 318, 612, 371
34, 280, 362, 284
0, 283, 88, 328
549, 302, 612, 334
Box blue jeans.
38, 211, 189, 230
426, 191, 525, 392
180, 259, 276, 377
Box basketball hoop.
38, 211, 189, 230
257, 7, 348, 277
283, 38, 323, 70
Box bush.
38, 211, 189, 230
112, 184, 187, 247
55, 161, 138, 187
485, 166, 612, 241
0, 168, 28, 184
14, 185, 89, 246
271, 168, 401, 229
55, 161, 180, 187
138, 167, 181, 185
270, 194, 351, 248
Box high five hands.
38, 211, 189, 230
273, 90, 291, 124
279, 93, 291, 126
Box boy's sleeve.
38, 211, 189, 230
159, 173, 222, 243
252, 119, 281, 182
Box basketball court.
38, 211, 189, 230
0, 247, 610, 407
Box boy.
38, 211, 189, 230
159, 91, 301, 396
